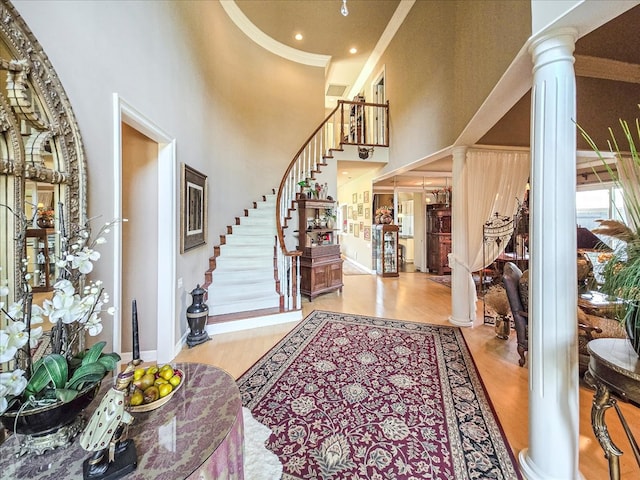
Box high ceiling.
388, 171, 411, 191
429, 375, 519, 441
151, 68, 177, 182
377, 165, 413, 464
233, 1, 640, 191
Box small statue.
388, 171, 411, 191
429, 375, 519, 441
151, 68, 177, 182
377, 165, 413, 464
79, 360, 141, 479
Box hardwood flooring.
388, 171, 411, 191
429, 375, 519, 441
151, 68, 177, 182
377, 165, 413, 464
175, 271, 639, 479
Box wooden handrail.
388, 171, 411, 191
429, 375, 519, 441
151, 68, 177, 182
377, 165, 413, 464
274, 100, 389, 310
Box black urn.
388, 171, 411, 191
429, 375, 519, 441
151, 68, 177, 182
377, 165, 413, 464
186, 284, 211, 348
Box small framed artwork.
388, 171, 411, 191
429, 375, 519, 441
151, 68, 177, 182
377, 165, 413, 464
357, 203, 363, 216
181, 163, 208, 253
360, 221, 364, 232
353, 223, 360, 237
363, 191, 370, 204
365, 207, 370, 219
352, 209, 358, 221
352, 193, 358, 204
363, 226, 371, 241
348, 206, 353, 219
349, 223, 353, 233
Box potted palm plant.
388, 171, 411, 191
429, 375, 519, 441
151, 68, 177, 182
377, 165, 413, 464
579, 110, 640, 356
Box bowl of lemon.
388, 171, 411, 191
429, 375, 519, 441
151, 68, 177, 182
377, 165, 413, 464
129, 364, 184, 412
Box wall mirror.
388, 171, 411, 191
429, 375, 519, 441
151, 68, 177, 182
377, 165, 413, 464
0, 0, 86, 304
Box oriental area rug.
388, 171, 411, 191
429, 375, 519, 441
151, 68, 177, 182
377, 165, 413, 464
237, 310, 521, 480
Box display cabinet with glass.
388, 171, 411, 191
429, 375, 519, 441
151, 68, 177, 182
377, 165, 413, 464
373, 224, 399, 277
296, 199, 343, 300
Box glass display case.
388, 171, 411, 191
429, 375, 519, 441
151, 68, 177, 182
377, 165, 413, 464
25, 228, 57, 292
373, 224, 399, 277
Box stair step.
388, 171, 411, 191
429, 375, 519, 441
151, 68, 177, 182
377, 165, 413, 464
238, 216, 274, 226
218, 244, 274, 257
209, 281, 276, 300
214, 256, 274, 269
222, 235, 275, 246
210, 269, 274, 284
229, 224, 275, 235
207, 293, 280, 316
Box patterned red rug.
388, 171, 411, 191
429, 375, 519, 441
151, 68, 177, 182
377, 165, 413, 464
237, 310, 521, 480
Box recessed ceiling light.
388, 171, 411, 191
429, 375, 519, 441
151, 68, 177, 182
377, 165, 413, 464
342, 171, 349, 175
295, 33, 303, 41
349, 47, 357, 54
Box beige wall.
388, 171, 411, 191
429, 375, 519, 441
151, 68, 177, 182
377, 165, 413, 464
361, 0, 530, 172
13, 0, 325, 352
121, 123, 158, 354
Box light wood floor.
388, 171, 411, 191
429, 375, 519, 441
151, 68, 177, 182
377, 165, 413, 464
175, 270, 639, 479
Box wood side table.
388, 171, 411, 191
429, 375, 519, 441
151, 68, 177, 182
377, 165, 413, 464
586, 338, 640, 480
0, 363, 244, 479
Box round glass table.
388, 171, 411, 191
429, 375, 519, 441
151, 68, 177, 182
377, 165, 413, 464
0, 363, 244, 479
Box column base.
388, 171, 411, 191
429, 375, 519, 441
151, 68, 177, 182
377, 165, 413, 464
448, 315, 473, 327
519, 449, 585, 480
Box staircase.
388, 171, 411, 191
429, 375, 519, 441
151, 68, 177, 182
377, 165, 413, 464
204, 193, 281, 318
204, 100, 389, 331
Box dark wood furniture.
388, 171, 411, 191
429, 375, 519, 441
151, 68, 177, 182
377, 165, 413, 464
586, 338, 640, 480
372, 224, 399, 277
297, 198, 343, 300
426, 205, 451, 275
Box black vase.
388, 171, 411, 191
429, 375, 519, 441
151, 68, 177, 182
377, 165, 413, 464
624, 302, 640, 357
186, 284, 211, 348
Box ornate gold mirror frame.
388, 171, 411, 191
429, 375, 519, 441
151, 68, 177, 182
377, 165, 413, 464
0, 0, 86, 300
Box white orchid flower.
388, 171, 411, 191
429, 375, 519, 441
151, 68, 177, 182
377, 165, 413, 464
0, 331, 18, 363
29, 326, 43, 348
0, 285, 9, 297
85, 313, 103, 336
30, 304, 45, 325
0, 369, 28, 396
0, 396, 7, 415
53, 279, 75, 296
7, 299, 24, 320
6, 321, 29, 349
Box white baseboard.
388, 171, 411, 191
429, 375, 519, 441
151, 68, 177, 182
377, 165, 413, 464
206, 310, 302, 336
342, 256, 375, 274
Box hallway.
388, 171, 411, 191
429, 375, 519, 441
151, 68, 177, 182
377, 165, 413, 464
175, 271, 639, 478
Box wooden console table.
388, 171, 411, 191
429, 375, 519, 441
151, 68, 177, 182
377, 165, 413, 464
0, 363, 244, 479
587, 338, 640, 479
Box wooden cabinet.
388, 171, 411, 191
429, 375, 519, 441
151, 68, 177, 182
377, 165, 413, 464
296, 199, 343, 300
372, 224, 399, 277
426, 206, 451, 275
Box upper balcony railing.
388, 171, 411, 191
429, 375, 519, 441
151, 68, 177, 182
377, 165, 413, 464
275, 100, 389, 311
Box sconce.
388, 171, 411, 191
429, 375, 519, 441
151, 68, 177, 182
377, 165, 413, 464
358, 146, 374, 159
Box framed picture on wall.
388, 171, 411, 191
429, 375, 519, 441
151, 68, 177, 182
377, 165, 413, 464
364, 226, 371, 241
352, 193, 358, 204
365, 207, 370, 219
349, 223, 353, 233
354, 223, 360, 237
358, 203, 363, 216
363, 191, 370, 204
181, 163, 208, 252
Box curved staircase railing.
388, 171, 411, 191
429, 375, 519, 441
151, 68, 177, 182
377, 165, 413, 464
276, 100, 389, 310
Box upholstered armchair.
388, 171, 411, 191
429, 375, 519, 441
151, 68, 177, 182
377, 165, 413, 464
501, 261, 627, 370
502, 262, 528, 366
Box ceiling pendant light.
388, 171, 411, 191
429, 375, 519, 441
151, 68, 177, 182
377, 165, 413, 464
341, 0, 349, 16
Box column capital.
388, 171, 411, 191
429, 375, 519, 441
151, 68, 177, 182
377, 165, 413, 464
529, 27, 578, 72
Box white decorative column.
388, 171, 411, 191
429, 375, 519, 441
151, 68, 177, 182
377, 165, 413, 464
448, 146, 474, 327
519, 28, 581, 479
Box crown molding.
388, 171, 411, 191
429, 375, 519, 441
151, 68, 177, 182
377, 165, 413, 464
219, 0, 331, 68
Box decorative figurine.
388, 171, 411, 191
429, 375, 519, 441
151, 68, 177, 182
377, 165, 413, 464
186, 284, 211, 348
79, 299, 142, 480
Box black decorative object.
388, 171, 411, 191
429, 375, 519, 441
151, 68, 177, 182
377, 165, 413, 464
186, 284, 211, 348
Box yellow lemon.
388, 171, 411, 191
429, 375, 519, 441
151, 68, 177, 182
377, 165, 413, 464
158, 383, 173, 398
146, 365, 159, 375
130, 389, 144, 406
154, 377, 168, 386
168, 375, 181, 387
133, 368, 145, 381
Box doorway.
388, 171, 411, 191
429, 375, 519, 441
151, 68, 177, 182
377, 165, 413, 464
372, 68, 386, 144
113, 95, 177, 364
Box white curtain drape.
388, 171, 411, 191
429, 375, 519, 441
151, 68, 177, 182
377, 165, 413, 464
617, 155, 640, 231
463, 150, 530, 319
